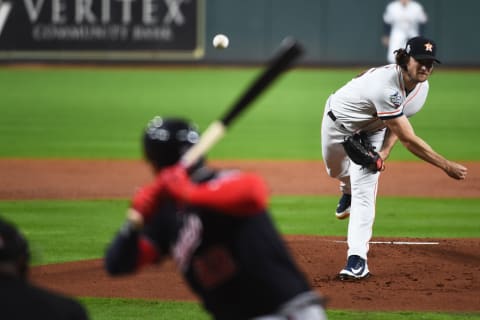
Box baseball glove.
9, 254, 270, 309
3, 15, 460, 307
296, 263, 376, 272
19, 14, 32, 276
342, 133, 384, 172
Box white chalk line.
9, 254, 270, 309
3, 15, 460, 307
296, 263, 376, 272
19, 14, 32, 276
330, 240, 439, 245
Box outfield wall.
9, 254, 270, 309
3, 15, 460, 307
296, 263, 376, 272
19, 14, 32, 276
204, 0, 480, 66
0, 0, 478, 66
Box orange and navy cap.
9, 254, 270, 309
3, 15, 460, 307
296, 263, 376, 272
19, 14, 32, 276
405, 36, 441, 64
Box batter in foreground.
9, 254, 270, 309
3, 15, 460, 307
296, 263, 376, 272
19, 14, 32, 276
105, 117, 327, 319
321, 36, 467, 280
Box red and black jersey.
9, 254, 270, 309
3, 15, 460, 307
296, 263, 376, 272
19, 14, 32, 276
105, 167, 312, 320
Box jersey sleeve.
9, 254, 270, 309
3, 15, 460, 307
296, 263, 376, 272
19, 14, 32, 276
135, 236, 161, 268
105, 221, 162, 275
383, 3, 394, 24
130, 179, 165, 222
372, 86, 405, 120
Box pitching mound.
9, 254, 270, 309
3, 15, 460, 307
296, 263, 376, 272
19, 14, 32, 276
30, 236, 479, 312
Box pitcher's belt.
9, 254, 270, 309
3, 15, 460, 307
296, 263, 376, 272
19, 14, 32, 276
327, 110, 337, 121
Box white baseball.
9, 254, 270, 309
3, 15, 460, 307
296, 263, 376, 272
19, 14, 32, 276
213, 34, 229, 49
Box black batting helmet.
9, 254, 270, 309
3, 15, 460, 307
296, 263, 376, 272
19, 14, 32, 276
143, 117, 200, 169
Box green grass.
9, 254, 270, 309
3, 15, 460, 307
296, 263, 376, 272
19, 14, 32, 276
80, 298, 210, 320
0, 200, 127, 264
80, 298, 480, 320
1, 197, 478, 265
327, 310, 480, 320
1, 67, 479, 159
270, 196, 480, 237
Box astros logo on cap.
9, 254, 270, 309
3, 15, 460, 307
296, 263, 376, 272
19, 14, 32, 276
424, 42, 433, 52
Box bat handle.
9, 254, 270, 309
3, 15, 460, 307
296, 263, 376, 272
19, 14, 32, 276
180, 121, 226, 168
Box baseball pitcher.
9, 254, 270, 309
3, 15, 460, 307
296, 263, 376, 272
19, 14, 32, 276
321, 36, 467, 280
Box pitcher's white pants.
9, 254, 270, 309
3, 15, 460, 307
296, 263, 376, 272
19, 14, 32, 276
321, 105, 386, 260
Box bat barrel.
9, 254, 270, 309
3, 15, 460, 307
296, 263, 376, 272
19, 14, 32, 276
221, 38, 304, 126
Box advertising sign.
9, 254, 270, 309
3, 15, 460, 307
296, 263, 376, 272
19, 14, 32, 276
0, 0, 204, 60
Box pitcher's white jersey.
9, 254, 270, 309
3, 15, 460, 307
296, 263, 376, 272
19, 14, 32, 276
327, 64, 429, 133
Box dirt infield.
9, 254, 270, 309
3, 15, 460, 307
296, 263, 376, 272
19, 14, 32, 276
1, 159, 479, 312
1, 159, 479, 199
30, 237, 479, 312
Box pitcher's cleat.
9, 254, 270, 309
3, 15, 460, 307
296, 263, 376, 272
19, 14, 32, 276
338, 255, 370, 280
335, 193, 351, 219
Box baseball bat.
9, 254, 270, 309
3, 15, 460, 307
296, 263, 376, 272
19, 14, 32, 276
180, 37, 304, 168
